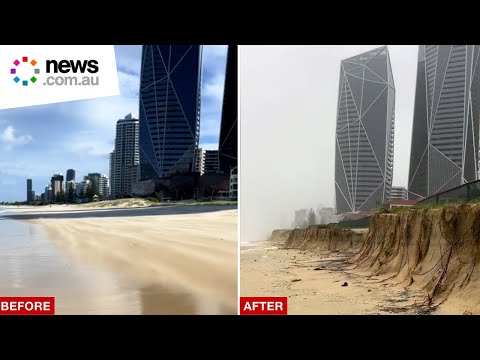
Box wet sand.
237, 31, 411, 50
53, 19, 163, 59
1, 207, 237, 314
241, 237, 430, 315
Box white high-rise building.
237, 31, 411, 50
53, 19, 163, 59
109, 151, 115, 196
110, 114, 140, 197
98, 174, 109, 198
87, 173, 108, 197
195, 148, 205, 175
76, 179, 91, 198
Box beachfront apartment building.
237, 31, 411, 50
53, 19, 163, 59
76, 179, 91, 199
86, 173, 109, 198
43, 184, 53, 202
51, 174, 64, 200
98, 174, 109, 198
110, 114, 140, 198
109, 151, 115, 197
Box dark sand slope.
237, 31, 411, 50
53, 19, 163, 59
351, 205, 480, 314
284, 226, 365, 252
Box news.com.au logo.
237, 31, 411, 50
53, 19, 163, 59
11, 56, 99, 87
240, 297, 288, 315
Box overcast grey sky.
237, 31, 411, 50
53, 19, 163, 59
240, 45, 419, 242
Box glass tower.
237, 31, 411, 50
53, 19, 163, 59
66, 169, 75, 182
218, 45, 238, 174
27, 178, 32, 202
139, 45, 202, 180
334, 46, 395, 214
408, 45, 480, 200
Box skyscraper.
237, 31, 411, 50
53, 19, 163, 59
27, 178, 33, 202
66, 169, 75, 182
51, 174, 64, 200
109, 151, 115, 197
88, 173, 109, 197
139, 45, 202, 180
44, 184, 53, 202
218, 45, 238, 174
408, 45, 480, 200
87, 173, 101, 194
111, 114, 140, 198
334, 46, 395, 214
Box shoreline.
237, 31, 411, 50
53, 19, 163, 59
1, 204, 237, 220
1, 206, 238, 314
0, 199, 237, 213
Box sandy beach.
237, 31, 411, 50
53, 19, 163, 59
240, 233, 470, 315
1, 205, 238, 314
240, 237, 414, 314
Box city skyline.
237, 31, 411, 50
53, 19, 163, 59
18, 169, 110, 204
0, 45, 228, 201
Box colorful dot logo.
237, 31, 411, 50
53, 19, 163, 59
11, 57, 39, 86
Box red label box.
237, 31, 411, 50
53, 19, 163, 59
240, 297, 288, 315
0, 297, 55, 315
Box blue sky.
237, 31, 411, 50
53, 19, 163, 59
0, 45, 228, 202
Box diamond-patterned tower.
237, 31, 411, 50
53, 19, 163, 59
218, 45, 238, 174
334, 46, 395, 214
408, 45, 480, 200
139, 45, 202, 180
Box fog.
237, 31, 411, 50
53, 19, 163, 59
240, 45, 418, 242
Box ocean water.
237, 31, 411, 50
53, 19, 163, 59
0, 210, 229, 314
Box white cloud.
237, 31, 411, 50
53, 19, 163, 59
114, 45, 142, 75
64, 130, 114, 157
118, 70, 140, 99
203, 73, 226, 103
202, 45, 228, 63
62, 95, 139, 134
70, 139, 113, 157
0, 126, 33, 149
200, 115, 221, 138
0, 161, 34, 177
